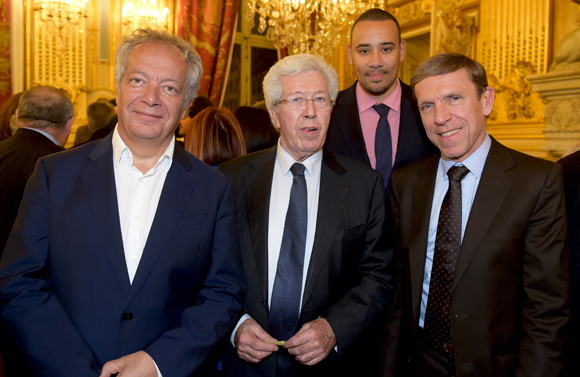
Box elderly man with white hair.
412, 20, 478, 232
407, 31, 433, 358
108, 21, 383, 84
219, 54, 395, 377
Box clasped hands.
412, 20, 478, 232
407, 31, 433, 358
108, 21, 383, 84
234, 317, 336, 366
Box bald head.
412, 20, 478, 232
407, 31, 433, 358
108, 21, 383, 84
17, 86, 75, 146
18, 86, 75, 130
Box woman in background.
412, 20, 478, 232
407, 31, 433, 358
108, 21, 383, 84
183, 106, 246, 167
0, 92, 23, 141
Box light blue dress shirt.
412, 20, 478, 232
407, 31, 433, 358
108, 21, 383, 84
419, 134, 492, 328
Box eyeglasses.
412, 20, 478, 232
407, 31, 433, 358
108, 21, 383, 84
275, 96, 334, 111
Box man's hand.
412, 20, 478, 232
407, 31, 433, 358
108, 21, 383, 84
235, 317, 279, 363
285, 318, 336, 366
99, 350, 158, 377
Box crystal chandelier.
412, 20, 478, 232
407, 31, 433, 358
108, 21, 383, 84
247, 0, 385, 56
33, 0, 89, 30
122, 0, 170, 35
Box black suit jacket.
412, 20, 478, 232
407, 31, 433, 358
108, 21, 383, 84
325, 81, 437, 171
557, 151, 580, 377
391, 138, 569, 376
218, 147, 394, 376
0, 128, 64, 254
325, 81, 438, 375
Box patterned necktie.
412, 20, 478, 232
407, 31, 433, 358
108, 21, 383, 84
424, 165, 470, 353
372, 103, 393, 192
269, 163, 308, 341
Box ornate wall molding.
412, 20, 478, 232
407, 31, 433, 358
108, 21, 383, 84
488, 62, 544, 125
528, 69, 580, 158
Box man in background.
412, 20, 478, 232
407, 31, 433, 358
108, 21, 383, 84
0, 85, 74, 376
325, 9, 437, 375
74, 100, 116, 146
325, 8, 436, 191
0, 85, 74, 255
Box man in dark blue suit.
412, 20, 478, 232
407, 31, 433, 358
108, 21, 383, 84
0, 28, 245, 377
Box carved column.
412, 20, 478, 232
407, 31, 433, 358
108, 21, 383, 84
527, 70, 580, 158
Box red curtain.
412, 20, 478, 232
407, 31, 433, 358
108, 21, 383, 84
0, 0, 11, 103
177, 0, 239, 106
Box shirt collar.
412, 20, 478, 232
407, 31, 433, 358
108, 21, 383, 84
112, 124, 175, 168
276, 139, 322, 178
20, 127, 60, 146
355, 78, 402, 113
439, 133, 491, 180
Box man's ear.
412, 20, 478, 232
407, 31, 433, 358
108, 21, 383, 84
482, 86, 495, 117
64, 116, 75, 135
348, 44, 353, 66
268, 106, 280, 131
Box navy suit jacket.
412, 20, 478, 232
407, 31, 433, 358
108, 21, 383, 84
0, 134, 245, 376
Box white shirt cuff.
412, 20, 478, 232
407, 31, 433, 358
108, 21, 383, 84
230, 313, 252, 347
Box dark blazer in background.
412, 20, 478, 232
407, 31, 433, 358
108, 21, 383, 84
557, 150, 580, 377
0, 128, 64, 254
0, 127, 64, 376
0, 134, 245, 377
391, 138, 569, 376
218, 147, 394, 377
325, 81, 437, 171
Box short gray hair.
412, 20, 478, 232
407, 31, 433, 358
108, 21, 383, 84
18, 86, 74, 129
263, 54, 339, 111
115, 29, 203, 108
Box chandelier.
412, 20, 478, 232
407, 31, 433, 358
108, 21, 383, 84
247, 0, 385, 56
33, 0, 89, 30
122, 0, 170, 35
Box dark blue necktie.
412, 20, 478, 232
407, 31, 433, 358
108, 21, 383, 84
424, 165, 470, 353
269, 163, 307, 341
373, 104, 393, 192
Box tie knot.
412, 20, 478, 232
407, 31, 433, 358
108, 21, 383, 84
372, 103, 390, 117
290, 163, 306, 177
447, 165, 470, 181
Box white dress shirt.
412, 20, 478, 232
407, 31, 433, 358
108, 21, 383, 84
419, 134, 492, 327
231, 141, 322, 344
112, 127, 174, 376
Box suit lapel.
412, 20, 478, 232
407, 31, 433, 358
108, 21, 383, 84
301, 151, 348, 310
247, 148, 277, 307
81, 136, 131, 296
127, 146, 195, 304
452, 139, 514, 291
394, 84, 421, 168
334, 83, 370, 165
409, 157, 438, 322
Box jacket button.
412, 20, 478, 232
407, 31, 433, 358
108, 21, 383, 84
122, 312, 133, 321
